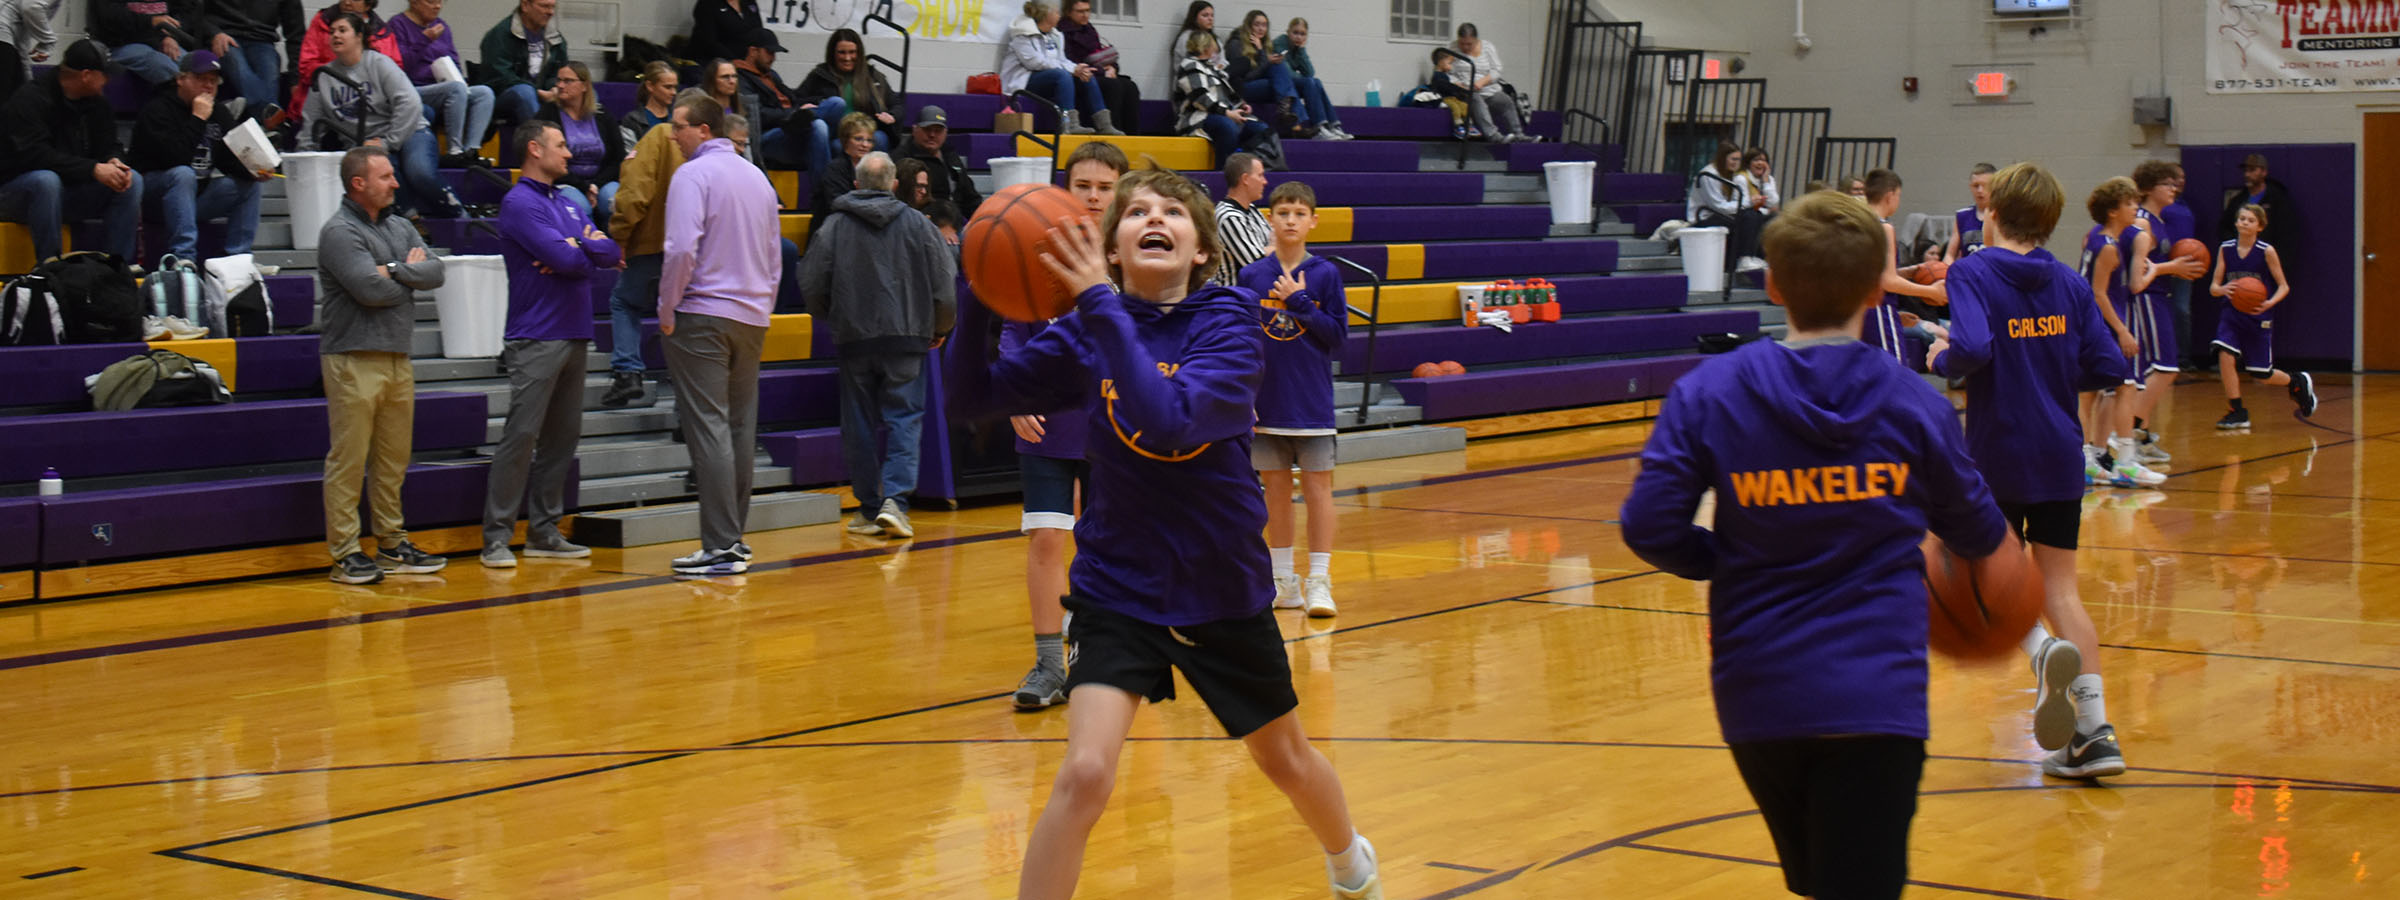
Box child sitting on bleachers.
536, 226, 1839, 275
1422, 47, 1477, 139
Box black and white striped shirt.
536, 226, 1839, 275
1214, 198, 1272, 285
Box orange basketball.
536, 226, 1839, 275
2229, 276, 2270, 315
2171, 238, 2210, 274
1909, 259, 1948, 285
1438, 360, 1466, 376
1923, 532, 2044, 661
1412, 362, 1442, 378
961, 182, 1089, 322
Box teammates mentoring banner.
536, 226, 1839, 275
764, 0, 1014, 45
2209, 0, 2400, 93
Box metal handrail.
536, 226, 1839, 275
1432, 47, 1478, 172
1007, 88, 1066, 172
1326, 255, 1383, 428
1559, 108, 1611, 236
863, 12, 911, 96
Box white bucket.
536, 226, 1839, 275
432, 255, 508, 359
282, 151, 345, 251
990, 157, 1051, 191
1678, 226, 1727, 293
1543, 160, 1597, 226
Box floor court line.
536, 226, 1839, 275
1615, 841, 2071, 900
2081, 542, 2400, 570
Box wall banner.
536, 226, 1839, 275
763, 0, 1014, 45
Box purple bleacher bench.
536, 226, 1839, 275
0, 498, 36, 570
1351, 205, 1553, 242
1179, 171, 1485, 206
1611, 203, 1683, 235
3, 335, 331, 408
1389, 353, 1707, 421
1340, 308, 1758, 374
0, 392, 486, 482
37, 460, 513, 564
758, 426, 846, 486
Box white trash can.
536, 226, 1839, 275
281, 151, 344, 251
1678, 226, 1728, 293
1543, 160, 1597, 226
990, 156, 1051, 191
433, 255, 508, 359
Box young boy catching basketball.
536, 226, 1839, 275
2209, 204, 2318, 428
948, 167, 1381, 899
2078, 176, 2165, 488
1240, 181, 1349, 617
1928, 163, 2134, 778
1007, 140, 1129, 710
1622, 190, 2018, 900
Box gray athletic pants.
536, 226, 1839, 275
663, 313, 766, 552
483, 338, 590, 549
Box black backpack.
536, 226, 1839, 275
2, 252, 145, 345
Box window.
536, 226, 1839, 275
1389, 0, 1451, 41
1092, 0, 1137, 22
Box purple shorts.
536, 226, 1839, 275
2213, 307, 2276, 374
2131, 292, 2179, 378
2108, 295, 2142, 386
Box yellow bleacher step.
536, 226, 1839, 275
780, 213, 813, 245
763, 313, 814, 361
1014, 135, 1212, 171
1, 223, 67, 277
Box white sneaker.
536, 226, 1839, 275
1304, 574, 1336, 617
2082, 444, 2110, 486
1272, 573, 1304, 609
2111, 459, 2166, 487
161, 316, 209, 340
1735, 255, 1768, 272
1328, 834, 1382, 900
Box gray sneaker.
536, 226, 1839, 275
376, 540, 447, 574
846, 511, 883, 535
480, 544, 517, 568
875, 499, 914, 539
331, 552, 385, 584
1013, 664, 1069, 710
523, 539, 590, 559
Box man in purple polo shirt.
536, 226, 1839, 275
480, 118, 621, 568
658, 92, 779, 576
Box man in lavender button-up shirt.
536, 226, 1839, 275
657, 93, 780, 575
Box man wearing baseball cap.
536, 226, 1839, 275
0, 39, 143, 262
899, 105, 982, 216
735, 26, 841, 174
129, 50, 271, 265
2219, 152, 2294, 251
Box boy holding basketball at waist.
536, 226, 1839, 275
1929, 163, 2133, 779
2126, 161, 2208, 462
1622, 190, 2018, 900
1240, 180, 1350, 617
2209, 203, 2317, 429
1005, 140, 1129, 711
2077, 176, 2165, 489
948, 166, 1382, 899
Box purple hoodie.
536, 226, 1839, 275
386, 13, 463, 86
497, 176, 623, 341
1932, 245, 2132, 504
1621, 336, 2007, 743
1237, 253, 1347, 433
1000, 318, 1092, 459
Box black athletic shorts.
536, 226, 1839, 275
1999, 498, 2080, 550
1062, 596, 1298, 738
1728, 736, 1927, 900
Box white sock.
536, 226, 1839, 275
1271, 546, 1295, 578
2109, 436, 2138, 464
2070, 674, 2108, 733
1307, 551, 1333, 579
1327, 833, 1372, 889
2021, 623, 2053, 659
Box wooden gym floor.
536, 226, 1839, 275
4, 374, 2397, 899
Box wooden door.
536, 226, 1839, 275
2366, 113, 2400, 369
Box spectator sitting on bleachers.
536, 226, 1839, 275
1173, 30, 1266, 167
129, 50, 267, 264
734, 27, 838, 172
318, 145, 446, 585
1426, 47, 1492, 140
1737, 146, 1779, 216
811, 111, 873, 217
1168, 0, 1214, 77
301, 13, 462, 219
536, 61, 620, 222
1059, 0, 1139, 136
598, 87, 686, 408
1271, 17, 1347, 140
292, 0, 396, 136
389, 0, 493, 166
682, 0, 757, 71
1685, 141, 1763, 272
1211, 150, 1268, 283
1001, 1, 1117, 136
0, 0, 65, 101
0, 40, 141, 263
475, 0, 566, 127
1447, 23, 1536, 142
899, 104, 980, 216
893, 156, 928, 208
698, 57, 756, 162
617, 60, 675, 149
92, 0, 217, 85
201, 0, 301, 116
795, 28, 898, 149
1224, 9, 1332, 140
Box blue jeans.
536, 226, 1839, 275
219, 41, 284, 112
417, 81, 495, 154
778, 237, 801, 313
110, 43, 179, 85
1240, 63, 1324, 124
837, 351, 927, 512
559, 181, 618, 231
494, 83, 540, 124
141, 166, 262, 259
393, 130, 460, 217
1293, 74, 1337, 126
607, 252, 661, 372
1024, 68, 1104, 118
0, 169, 142, 261
1195, 114, 1269, 165
763, 96, 844, 172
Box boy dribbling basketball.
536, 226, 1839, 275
2209, 203, 2317, 428
1622, 190, 2019, 900
1239, 181, 1349, 617
949, 167, 1381, 899
1928, 163, 2133, 779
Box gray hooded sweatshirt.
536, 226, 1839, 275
301, 50, 423, 150
799, 190, 958, 355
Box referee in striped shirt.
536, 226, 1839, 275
1214, 152, 1274, 284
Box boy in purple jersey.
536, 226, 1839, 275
950, 167, 1381, 900
1623, 190, 2017, 900
1862, 169, 1949, 367
1942, 161, 1996, 261
2076, 177, 2165, 488
2208, 203, 2318, 429
1006, 140, 1128, 712
2126, 160, 2209, 459
1928, 163, 2133, 779
1239, 181, 1350, 617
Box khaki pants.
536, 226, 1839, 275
323, 351, 416, 560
